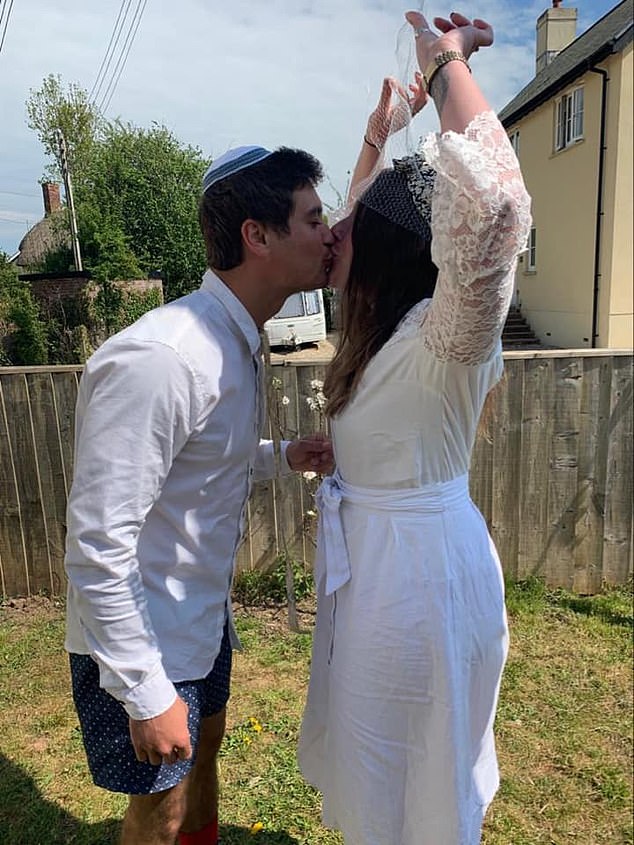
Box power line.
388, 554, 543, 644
0, 0, 16, 55
89, 0, 134, 104
0, 0, 10, 34
0, 214, 36, 224
98, 0, 148, 114
0, 189, 39, 198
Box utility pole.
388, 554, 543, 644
56, 129, 83, 272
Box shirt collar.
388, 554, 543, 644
200, 269, 261, 356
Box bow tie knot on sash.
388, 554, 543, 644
315, 475, 351, 596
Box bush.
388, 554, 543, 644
0, 258, 49, 365
233, 555, 314, 606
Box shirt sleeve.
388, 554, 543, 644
420, 110, 532, 365
65, 339, 203, 719
253, 440, 292, 481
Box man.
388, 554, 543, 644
65, 145, 334, 845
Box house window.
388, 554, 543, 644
555, 87, 584, 151
509, 130, 520, 155
527, 227, 537, 270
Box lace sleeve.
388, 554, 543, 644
418, 110, 532, 365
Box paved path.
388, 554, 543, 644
270, 334, 337, 366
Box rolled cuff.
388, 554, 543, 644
254, 439, 292, 481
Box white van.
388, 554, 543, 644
264, 289, 327, 349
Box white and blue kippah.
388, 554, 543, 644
202, 145, 273, 193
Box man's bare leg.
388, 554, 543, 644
118, 708, 226, 844
120, 775, 189, 845
180, 707, 227, 835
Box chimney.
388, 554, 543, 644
41, 182, 62, 216
536, 2, 577, 74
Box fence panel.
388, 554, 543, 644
489, 357, 523, 580
0, 351, 631, 597
0, 376, 28, 595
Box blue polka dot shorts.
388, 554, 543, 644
69, 623, 232, 794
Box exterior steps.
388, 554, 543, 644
502, 305, 542, 349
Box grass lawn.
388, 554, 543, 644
0, 578, 631, 844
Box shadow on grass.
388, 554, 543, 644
0, 753, 119, 844
0, 754, 300, 845
505, 577, 633, 629
220, 824, 299, 844
555, 593, 633, 629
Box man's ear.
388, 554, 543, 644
241, 219, 269, 257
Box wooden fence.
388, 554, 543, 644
0, 349, 632, 598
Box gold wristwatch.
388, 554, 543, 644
422, 50, 471, 93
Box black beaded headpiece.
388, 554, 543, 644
358, 152, 435, 242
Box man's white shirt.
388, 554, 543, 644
65, 271, 289, 719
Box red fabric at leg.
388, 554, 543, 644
178, 815, 218, 845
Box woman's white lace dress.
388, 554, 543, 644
298, 112, 532, 845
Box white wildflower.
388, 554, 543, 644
281, 395, 290, 406
310, 379, 324, 391
303, 472, 317, 480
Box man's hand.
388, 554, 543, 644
286, 434, 334, 475
129, 695, 192, 766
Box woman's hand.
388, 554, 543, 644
365, 74, 429, 151
404, 10, 494, 138
405, 10, 494, 72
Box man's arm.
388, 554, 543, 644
66, 340, 201, 723
253, 435, 334, 480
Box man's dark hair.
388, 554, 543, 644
199, 147, 323, 271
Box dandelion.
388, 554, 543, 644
243, 734, 253, 746
248, 716, 263, 733
250, 821, 264, 834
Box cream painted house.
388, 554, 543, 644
500, 0, 633, 349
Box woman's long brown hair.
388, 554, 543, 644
324, 202, 438, 417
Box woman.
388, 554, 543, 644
298, 10, 532, 845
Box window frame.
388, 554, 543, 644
555, 86, 584, 151
509, 130, 520, 156
527, 227, 537, 271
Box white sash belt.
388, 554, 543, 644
315, 472, 470, 596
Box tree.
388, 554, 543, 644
26, 74, 103, 180
75, 122, 207, 300
74, 205, 143, 284
27, 75, 208, 301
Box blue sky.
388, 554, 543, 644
0, 0, 619, 256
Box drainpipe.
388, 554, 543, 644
590, 66, 608, 348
